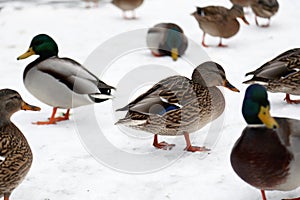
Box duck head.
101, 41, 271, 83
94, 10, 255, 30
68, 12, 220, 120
17, 34, 59, 60
242, 84, 279, 129
0, 89, 40, 122
164, 24, 185, 61
192, 61, 240, 92
230, 5, 249, 25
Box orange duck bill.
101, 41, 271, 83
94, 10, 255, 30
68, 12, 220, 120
21, 101, 41, 111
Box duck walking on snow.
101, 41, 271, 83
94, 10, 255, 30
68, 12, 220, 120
116, 61, 239, 152
17, 34, 115, 125
191, 5, 249, 47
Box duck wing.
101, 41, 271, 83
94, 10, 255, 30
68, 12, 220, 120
116, 76, 193, 115
195, 6, 228, 23
244, 48, 300, 84
36, 57, 114, 96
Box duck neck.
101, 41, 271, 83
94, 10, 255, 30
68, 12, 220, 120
0, 115, 11, 127
191, 70, 207, 86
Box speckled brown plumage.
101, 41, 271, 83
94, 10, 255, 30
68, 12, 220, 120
0, 124, 33, 199
0, 89, 40, 200
116, 62, 239, 151
244, 48, 300, 103
119, 76, 215, 136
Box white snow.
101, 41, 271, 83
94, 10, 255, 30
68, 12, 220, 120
0, 0, 300, 199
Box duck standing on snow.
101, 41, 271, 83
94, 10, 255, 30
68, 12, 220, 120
250, 0, 279, 27
116, 61, 239, 152
231, 84, 300, 200
191, 5, 249, 47
17, 34, 115, 125
111, 0, 144, 19
146, 23, 188, 61
0, 89, 40, 200
244, 48, 300, 104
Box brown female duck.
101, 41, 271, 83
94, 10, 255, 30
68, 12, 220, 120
116, 61, 239, 152
244, 48, 300, 104
250, 0, 279, 27
0, 89, 40, 200
112, 0, 144, 19
191, 5, 249, 47
231, 84, 300, 200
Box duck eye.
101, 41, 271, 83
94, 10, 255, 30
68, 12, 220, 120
9, 96, 20, 100
33, 40, 43, 46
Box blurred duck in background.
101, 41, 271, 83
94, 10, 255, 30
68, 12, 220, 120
250, 0, 279, 27
111, 0, 144, 19
146, 23, 188, 61
191, 5, 249, 47
83, 0, 99, 8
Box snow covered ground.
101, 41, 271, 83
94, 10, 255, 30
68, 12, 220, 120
0, 0, 300, 199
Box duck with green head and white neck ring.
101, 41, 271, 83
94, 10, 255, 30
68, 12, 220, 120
231, 84, 300, 200
17, 34, 115, 125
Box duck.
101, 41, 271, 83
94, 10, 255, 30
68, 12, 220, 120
191, 4, 249, 47
111, 0, 144, 19
17, 34, 115, 125
146, 23, 188, 61
115, 61, 239, 152
231, 84, 300, 200
243, 48, 300, 104
250, 0, 279, 27
230, 0, 252, 8
0, 89, 40, 200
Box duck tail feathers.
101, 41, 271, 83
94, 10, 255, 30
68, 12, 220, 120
243, 77, 269, 84
89, 93, 113, 103
115, 117, 147, 126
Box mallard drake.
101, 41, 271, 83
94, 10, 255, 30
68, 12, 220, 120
231, 84, 300, 200
250, 0, 279, 27
244, 48, 300, 104
146, 23, 188, 61
116, 61, 239, 152
17, 34, 115, 125
0, 89, 40, 200
111, 0, 144, 19
191, 5, 249, 47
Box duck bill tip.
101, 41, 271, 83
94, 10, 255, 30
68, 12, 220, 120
171, 48, 178, 61
258, 106, 279, 129
241, 16, 250, 25
21, 102, 41, 111
224, 80, 240, 92
17, 47, 35, 60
